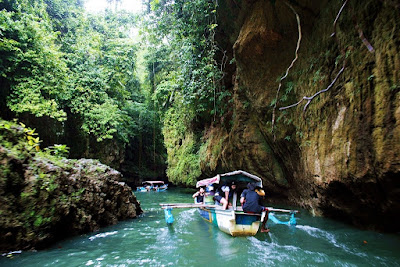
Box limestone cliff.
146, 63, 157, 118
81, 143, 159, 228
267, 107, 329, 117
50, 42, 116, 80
202, 0, 400, 231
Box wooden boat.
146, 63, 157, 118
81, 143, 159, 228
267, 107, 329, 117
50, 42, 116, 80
137, 181, 168, 192
161, 170, 298, 236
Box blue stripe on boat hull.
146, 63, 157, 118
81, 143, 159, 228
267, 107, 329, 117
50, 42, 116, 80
198, 207, 212, 222
235, 214, 260, 225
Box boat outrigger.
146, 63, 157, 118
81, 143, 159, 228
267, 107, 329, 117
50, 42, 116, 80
160, 170, 298, 236
137, 181, 168, 192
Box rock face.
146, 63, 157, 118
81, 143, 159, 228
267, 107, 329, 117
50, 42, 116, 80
0, 122, 142, 252
202, 0, 400, 231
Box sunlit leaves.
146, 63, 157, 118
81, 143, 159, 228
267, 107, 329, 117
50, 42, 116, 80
0, 0, 147, 147
0, 2, 68, 120
144, 0, 222, 119
9, 81, 67, 121
62, 11, 141, 142
81, 99, 122, 142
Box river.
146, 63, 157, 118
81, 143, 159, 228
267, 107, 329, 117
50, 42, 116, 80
1, 188, 400, 266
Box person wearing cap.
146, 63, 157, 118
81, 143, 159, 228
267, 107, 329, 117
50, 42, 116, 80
240, 183, 270, 233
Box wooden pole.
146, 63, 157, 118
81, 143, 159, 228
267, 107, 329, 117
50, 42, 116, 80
160, 203, 299, 213
267, 207, 299, 213
160, 203, 217, 209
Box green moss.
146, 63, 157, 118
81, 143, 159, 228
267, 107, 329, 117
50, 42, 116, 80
255, 125, 288, 186
162, 98, 202, 186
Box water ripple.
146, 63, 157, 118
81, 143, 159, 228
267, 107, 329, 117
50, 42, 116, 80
1, 189, 399, 267
88, 231, 118, 241
297, 225, 367, 258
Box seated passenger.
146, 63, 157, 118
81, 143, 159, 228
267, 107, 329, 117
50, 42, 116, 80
214, 184, 229, 210
192, 187, 205, 204
240, 183, 270, 233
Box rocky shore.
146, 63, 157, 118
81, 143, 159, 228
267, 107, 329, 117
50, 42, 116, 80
0, 121, 142, 252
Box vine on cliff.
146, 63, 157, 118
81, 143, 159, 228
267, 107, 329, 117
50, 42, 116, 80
271, 0, 302, 140
278, 0, 375, 113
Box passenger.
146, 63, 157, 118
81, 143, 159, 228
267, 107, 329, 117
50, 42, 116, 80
217, 182, 238, 207
193, 187, 206, 204
228, 181, 238, 206
240, 183, 270, 233
211, 184, 229, 210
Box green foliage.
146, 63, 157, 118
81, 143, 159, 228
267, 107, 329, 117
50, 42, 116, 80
162, 98, 201, 186
0, 0, 68, 120
0, 0, 162, 169
139, 0, 231, 183
44, 144, 69, 158
39, 174, 58, 192
0, 0, 231, 183
60, 10, 141, 143
0, 119, 42, 156
20, 122, 42, 151
142, 0, 226, 119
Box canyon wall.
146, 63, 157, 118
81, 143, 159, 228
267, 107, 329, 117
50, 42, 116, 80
202, 0, 399, 231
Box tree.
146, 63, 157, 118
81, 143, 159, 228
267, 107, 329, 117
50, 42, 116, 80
140, 0, 227, 185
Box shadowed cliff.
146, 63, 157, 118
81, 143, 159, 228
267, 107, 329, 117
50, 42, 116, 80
201, 0, 399, 231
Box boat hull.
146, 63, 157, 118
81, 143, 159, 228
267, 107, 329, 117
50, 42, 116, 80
137, 184, 168, 192
198, 207, 262, 236
137, 187, 148, 192
156, 185, 168, 191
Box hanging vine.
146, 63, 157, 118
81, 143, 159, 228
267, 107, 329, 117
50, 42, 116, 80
278, 0, 375, 113
271, 0, 302, 139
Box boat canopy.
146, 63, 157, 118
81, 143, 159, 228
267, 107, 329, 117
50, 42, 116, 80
142, 181, 165, 185
196, 170, 262, 188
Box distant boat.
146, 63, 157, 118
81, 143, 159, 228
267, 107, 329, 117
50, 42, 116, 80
161, 170, 297, 236
137, 181, 168, 192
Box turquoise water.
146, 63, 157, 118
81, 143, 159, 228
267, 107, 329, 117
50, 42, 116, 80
1, 188, 400, 266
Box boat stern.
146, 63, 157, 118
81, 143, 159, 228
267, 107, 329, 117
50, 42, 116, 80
213, 209, 261, 236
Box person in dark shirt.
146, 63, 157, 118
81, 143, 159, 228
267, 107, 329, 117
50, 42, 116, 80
210, 185, 229, 209
240, 183, 270, 233
193, 187, 206, 204
216, 182, 237, 205
226, 181, 238, 207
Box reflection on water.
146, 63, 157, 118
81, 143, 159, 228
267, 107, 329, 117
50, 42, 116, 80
1, 188, 400, 266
